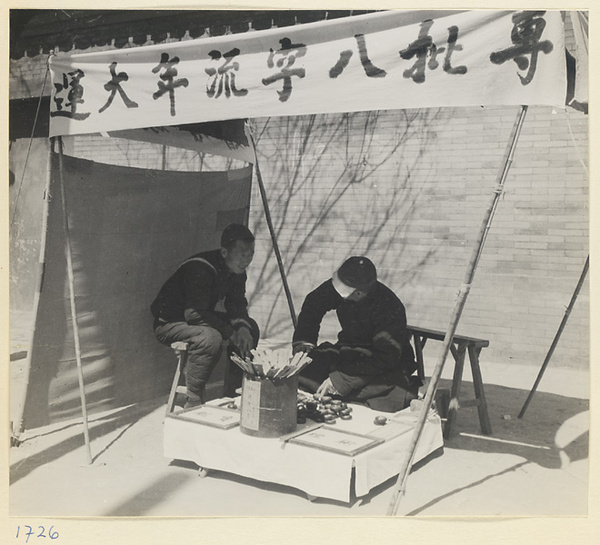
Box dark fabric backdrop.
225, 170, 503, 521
22, 153, 252, 429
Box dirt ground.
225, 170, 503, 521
8, 347, 589, 518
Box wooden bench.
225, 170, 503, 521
407, 325, 492, 439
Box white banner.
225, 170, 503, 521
48, 10, 566, 137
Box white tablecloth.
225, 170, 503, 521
163, 399, 443, 503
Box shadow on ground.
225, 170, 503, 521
158, 379, 589, 510
8, 377, 589, 516
9, 397, 166, 485
437, 378, 589, 469
103, 472, 194, 516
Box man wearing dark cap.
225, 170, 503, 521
292, 256, 419, 412
151, 223, 259, 407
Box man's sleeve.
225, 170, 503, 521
182, 263, 233, 339
336, 302, 409, 377
372, 303, 408, 349
225, 273, 253, 330
329, 370, 369, 396
292, 281, 338, 347
371, 300, 415, 373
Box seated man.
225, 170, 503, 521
151, 223, 259, 408
293, 256, 420, 413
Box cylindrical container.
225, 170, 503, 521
240, 373, 298, 438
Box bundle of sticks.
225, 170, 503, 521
230, 348, 312, 380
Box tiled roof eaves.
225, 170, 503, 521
10, 9, 375, 59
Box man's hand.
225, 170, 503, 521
292, 342, 314, 355
316, 376, 340, 398
231, 327, 253, 359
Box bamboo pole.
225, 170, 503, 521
518, 255, 589, 418
57, 137, 93, 465
386, 105, 528, 516
248, 130, 298, 328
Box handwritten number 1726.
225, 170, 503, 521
16, 526, 59, 542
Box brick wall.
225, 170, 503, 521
10, 11, 589, 370
65, 105, 590, 369
245, 105, 589, 369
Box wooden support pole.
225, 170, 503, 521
518, 255, 589, 418
56, 137, 93, 465
248, 129, 298, 328
386, 105, 528, 516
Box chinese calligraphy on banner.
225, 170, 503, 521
48, 9, 566, 137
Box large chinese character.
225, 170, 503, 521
50, 69, 91, 120
443, 26, 467, 76
98, 62, 139, 113
490, 11, 553, 85
152, 53, 189, 116
399, 20, 439, 83
262, 38, 307, 102
329, 33, 386, 78
205, 48, 248, 98
399, 20, 467, 83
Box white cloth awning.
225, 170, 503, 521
48, 10, 567, 137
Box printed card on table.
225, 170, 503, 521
171, 405, 240, 429
289, 427, 384, 456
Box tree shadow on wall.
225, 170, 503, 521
248, 109, 448, 338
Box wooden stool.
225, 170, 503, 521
408, 325, 493, 439
444, 339, 493, 438
166, 342, 189, 416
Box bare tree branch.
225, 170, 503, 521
248, 109, 445, 337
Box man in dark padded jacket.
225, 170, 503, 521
151, 223, 259, 407
292, 256, 420, 412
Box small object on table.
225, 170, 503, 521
374, 415, 388, 426
296, 391, 358, 423
410, 399, 424, 412
330, 402, 343, 413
